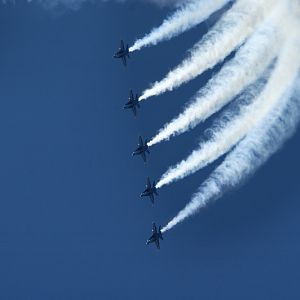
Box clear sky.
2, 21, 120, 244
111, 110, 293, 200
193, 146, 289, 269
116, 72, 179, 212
0, 1, 300, 299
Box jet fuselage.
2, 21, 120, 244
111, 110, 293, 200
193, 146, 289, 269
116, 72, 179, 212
146, 235, 157, 245
141, 186, 157, 197
113, 50, 127, 59
124, 101, 136, 109
132, 145, 149, 156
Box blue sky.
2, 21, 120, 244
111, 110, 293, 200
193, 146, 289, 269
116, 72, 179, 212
0, 1, 300, 299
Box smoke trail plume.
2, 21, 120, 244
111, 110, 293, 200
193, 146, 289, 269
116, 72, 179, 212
129, 0, 230, 52
156, 29, 300, 189
162, 76, 300, 232
148, 2, 288, 147
139, 0, 277, 101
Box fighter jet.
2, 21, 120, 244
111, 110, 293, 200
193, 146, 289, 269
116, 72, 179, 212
141, 177, 158, 205
132, 136, 149, 163
113, 40, 130, 66
124, 90, 140, 116
146, 223, 163, 249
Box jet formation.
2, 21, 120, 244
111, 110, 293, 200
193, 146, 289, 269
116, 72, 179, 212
114, 41, 163, 249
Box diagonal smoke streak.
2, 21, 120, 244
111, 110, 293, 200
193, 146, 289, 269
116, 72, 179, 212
162, 76, 300, 233
129, 0, 231, 52
139, 0, 278, 101
156, 30, 300, 189
148, 2, 289, 147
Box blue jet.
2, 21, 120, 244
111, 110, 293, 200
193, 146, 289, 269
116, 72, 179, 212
140, 177, 158, 205
124, 90, 140, 116
113, 40, 130, 66
132, 136, 149, 163
146, 223, 163, 249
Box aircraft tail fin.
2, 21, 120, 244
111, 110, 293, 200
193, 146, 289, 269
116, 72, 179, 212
126, 45, 130, 58
144, 139, 150, 154
153, 181, 158, 195
136, 95, 140, 108
158, 226, 163, 240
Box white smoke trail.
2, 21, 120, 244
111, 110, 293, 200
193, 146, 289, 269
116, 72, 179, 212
129, 0, 230, 52
156, 29, 300, 189
148, 2, 288, 147
162, 77, 300, 232
139, 0, 278, 101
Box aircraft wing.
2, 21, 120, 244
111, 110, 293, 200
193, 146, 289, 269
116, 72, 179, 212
150, 193, 154, 204
120, 40, 125, 50
122, 56, 127, 66
155, 239, 160, 249
130, 90, 134, 101
146, 177, 151, 188
138, 136, 143, 146
141, 151, 146, 163
132, 106, 137, 116
152, 223, 157, 234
